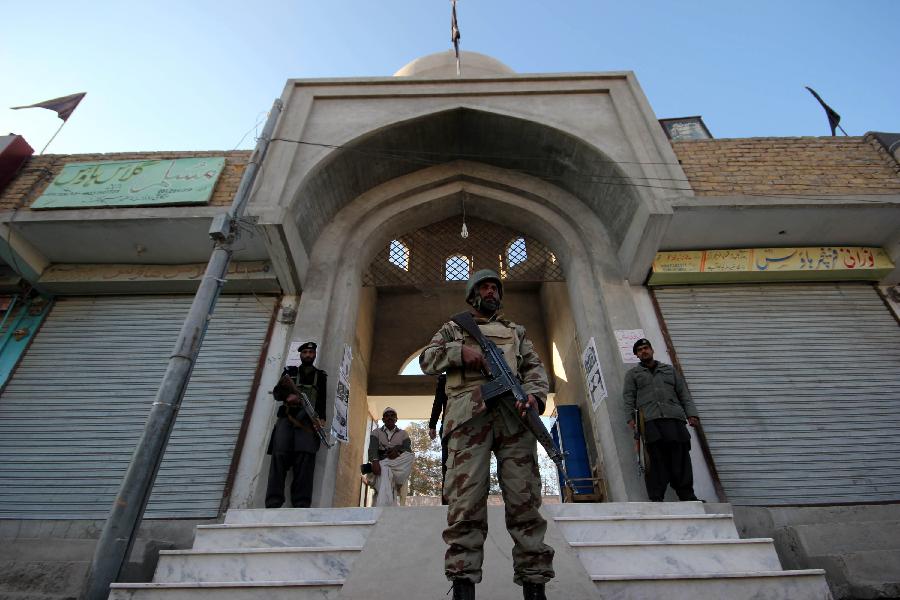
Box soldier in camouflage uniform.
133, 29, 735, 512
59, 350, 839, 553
419, 269, 554, 600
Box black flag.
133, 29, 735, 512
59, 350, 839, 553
805, 86, 842, 136
12, 92, 86, 122
451, 0, 461, 63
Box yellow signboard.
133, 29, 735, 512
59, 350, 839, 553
649, 247, 894, 285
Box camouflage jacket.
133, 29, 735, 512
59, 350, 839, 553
419, 312, 549, 437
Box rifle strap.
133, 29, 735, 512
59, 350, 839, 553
451, 311, 485, 345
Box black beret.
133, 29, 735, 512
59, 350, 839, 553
298, 342, 317, 352
632, 338, 652, 353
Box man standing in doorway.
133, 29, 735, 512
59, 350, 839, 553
420, 269, 554, 600
266, 341, 327, 508
624, 338, 700, 502
428, 373, 449, 504
367, 407, 414, 506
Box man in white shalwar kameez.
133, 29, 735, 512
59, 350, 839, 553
367, 407, 414, 506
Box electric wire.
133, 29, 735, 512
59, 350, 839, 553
270, 137, 900, 198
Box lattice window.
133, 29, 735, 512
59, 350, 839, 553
362, 215, 563, 287
507, 237, 527, 267
388, 239, 410, 271
445, 254, 471, 281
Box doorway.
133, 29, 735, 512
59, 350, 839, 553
333, 215, 601, 506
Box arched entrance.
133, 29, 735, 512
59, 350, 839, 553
285, 158, 646, 507
359, 213, 584, 505
363, 214, 563, 400
243, 97, 682, 507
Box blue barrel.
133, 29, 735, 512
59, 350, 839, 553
552, 405, 593, 497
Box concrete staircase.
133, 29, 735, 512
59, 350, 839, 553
544, 502, 832, 599
109, 503, 832, 600
109, 508, 377, 599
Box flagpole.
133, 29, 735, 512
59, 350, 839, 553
38, 120, 67, 155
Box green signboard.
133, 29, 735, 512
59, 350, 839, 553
31, 157, 226, 209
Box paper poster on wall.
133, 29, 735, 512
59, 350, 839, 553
332, 344, 352, 443
581, 337, 608, 411
614, 329, 646, 363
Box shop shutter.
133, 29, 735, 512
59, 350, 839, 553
0, 295, 276, 518
654, 283, 900, 505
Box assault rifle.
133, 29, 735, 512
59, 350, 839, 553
633, 407, 645, 475
450, 312, 570, 486
279, 371, 334, 448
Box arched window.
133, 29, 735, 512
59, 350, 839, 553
445, 254, 470, 281
398, 350, 426, 375
388, 239, 410, 271
507, 237, 527, 267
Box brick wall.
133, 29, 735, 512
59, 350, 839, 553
0, 150, 251, 211
5, 137, 899, 209
672, 136, 900, 196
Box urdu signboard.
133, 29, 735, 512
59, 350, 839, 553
31, 157, 226, 209
649, 247, 894, 285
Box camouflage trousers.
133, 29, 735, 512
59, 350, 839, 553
443, 407, 555, 585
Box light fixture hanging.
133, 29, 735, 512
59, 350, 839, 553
460, 192, 469, 239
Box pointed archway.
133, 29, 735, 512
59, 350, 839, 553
284, 159, 648, 507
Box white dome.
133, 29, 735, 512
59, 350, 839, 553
394, 50, 515, 77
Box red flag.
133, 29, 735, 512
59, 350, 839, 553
12, 92, 86, 122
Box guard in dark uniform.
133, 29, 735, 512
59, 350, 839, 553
266, 341, 328, 508
623, 338, 700, 502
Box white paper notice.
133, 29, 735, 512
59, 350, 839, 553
615, 329, 646, 363
581, 337, 608, 411
332, 344, 352, 443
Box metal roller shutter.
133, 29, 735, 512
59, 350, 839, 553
0, 294, 277, 519
654, 283, 900, 505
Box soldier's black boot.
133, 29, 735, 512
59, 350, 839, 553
452, 579, 475, 600
522, 582, 546, 600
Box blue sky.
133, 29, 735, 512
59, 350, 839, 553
2, 0, 898, 154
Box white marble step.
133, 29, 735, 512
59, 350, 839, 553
571, 538, 781, 577
192, 520, 376, 550
592, 569, 833, 600
152, 546, 362, 583
543, 501, 708, 518
108, 580, 343, 600
224, 508, 379, 525
554, 513, 738, 542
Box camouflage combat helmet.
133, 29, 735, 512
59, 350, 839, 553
466, 269, 503, 304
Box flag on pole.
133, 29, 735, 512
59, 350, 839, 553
451, 0, 461, 75
12, 92, 86, 122
804, 87, 842, 136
